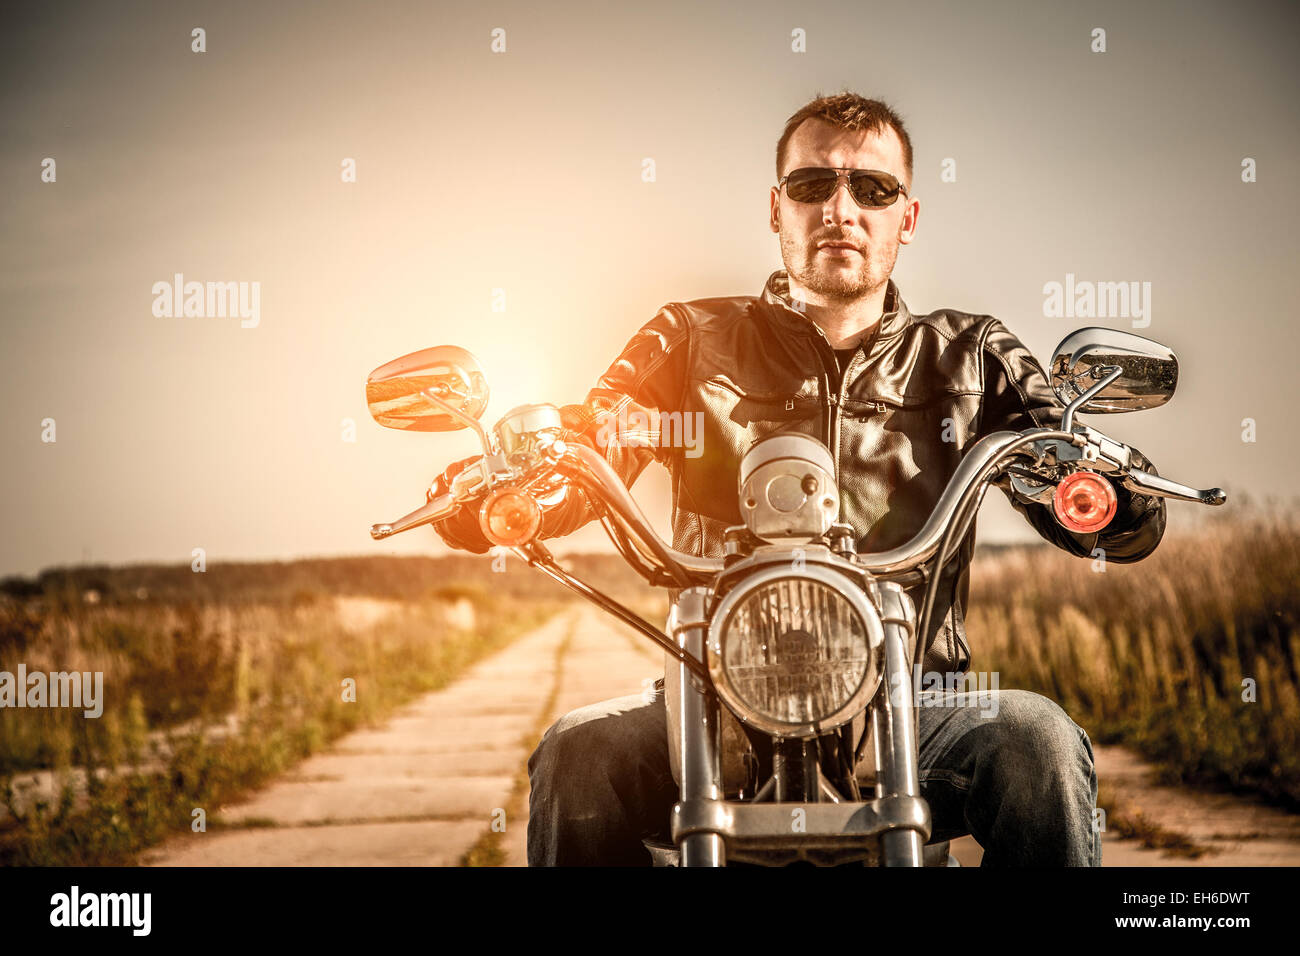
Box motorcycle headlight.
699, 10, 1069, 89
707, 564, 884, 738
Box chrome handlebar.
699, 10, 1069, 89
563, 444, 724, 582
856, 429, 1078, 573
370, 417, 1226, 578
553, 430, 1077, 582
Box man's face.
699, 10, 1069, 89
769, 119, 920, 303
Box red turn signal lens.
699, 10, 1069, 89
478, 487, 542, 547
1053, 471, 1118, 534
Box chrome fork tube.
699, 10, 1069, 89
872, 581, 925, 866
673, 588, 725, 867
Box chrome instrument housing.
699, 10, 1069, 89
495, 403, 564, 470
738, 434, 840, 543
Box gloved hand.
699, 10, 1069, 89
429, 454, 596, 555
430, 455, 493, 554
1108, 445, 1163, 526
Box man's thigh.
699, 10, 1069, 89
528, 689, 677, 857
914, 688, 1092, 842
533, 691, 665, 759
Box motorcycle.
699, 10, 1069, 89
365, 328, 1225, 866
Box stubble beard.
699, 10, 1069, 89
780, 229, 897, 303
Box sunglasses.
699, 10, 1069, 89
778, 167, 909, 209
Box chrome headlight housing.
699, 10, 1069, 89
707, 563, 884, 738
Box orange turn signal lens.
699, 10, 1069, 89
1053, 471, 1118, 534
478, 487, 542, 547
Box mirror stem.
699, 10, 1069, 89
420, 387, 496, 456
1061, 365, 1123, 432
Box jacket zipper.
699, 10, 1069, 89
812, 342, 839, 485
833, 355, 858, 490
792, 312, 882, 490
828, 337, 874, 490
816, 345, 861, 491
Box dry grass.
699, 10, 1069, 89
970, 506, 1300, 809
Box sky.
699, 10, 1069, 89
1, 0, 1297, 577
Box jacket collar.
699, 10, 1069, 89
761, 269, 912, 344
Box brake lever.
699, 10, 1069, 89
445, 441, 557, 502
1121, 470, 1226, 506
371, 492, 458, 540
370, 456, 502, 542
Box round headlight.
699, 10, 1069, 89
707, 564, 883, 738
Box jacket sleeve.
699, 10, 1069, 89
539, 304, 693, 538
976, 319, 1166, 563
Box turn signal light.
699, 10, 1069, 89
478, 487, 542, 547
1053, 471, 1118, 534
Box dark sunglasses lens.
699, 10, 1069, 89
850, 171, 901, 207
785, 168, 838, 203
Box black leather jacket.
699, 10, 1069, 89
453, 270, 1168, 674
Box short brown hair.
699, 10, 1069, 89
775, 92, 913, 187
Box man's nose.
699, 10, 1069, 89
823, 179, 858, 223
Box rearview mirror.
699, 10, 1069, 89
1049, 328, 1178, 413
366, 345, 490, 432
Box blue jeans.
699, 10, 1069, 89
526, 687, 1101, 866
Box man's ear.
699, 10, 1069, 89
769, 187, 781, 233
898, 196, 920, 245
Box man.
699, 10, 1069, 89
432, 93, 1166, 866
